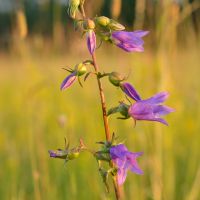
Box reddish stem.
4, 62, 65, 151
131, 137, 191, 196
80, 5, 121, 200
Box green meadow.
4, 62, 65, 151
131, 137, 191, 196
0, 1, 200, 199
0, 40, 200, 199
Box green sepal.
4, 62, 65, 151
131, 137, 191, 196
107, 19, 125, 31
84, 72, 92, 81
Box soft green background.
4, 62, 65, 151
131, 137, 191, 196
0, 0, 200, 199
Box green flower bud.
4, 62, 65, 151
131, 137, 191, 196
118, 103, 130, 118
109, 72, 125, 87
95, 16, 110, 27
75, 63, 87, 76
68, 151, 80, 160
107, 19, 125, 31
67, 0, 80, 19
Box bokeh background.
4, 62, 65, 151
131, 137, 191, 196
0, 0, 200, 199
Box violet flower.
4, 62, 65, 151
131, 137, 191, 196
87, 30, 96, 55
60, 71, 77, 90
120, 82, 174, 125
110, 144, 143, 185
111, 30, 149, 52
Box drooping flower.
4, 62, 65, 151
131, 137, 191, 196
129, 91, 174, 125
110, 144, 143, 185
111, 30, 149, 52
60, 71, 77, 90
87, 30, 96, 55
120, 82, 174, 125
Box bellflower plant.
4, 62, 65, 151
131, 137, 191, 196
48, 1, 174, 199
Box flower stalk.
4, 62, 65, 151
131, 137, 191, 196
80, 4, 121, 200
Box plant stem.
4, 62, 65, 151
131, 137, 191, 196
91, 53, 111, 141
91, 52, 121, 200
79, 5, 121, 200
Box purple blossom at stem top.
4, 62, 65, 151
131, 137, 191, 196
121, 82, 174, 125
111, 30, 149, 52
110, 144, 143, 185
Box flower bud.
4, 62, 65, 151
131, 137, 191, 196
109, 72, 124, 87
87, 30, 96, 55
75, 63, 87, 76
118, 103, 130, 118
83, 19, 95, 30
67, 0, 80, 19
95, 16, 110, 27
48, 149, 68, 159
68, 151, 80, 160
107, 19, 125, 31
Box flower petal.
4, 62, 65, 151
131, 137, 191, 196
117, 168, 128, 185
48, 150, 57, 158
121, 82, 141, 101
126, 152, 143, 175
131, 30, 149, 37
153, 105, 175, 116
87, 30, 96, 55
143, 92, 169, 104
129, 102, 172, 125
111, 30, 148, 53
60, 72, 77, 90
129, 102, 153, 118
110, 144, 128, 159
151, 118, 168, 126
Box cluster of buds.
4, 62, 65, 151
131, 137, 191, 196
49, 139, 86, 162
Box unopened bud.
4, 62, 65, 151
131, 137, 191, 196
68, 151, 80, 160
67, 0, 80, 19
109, 72, 124, 87
48, 149, 68, 159
95, 16, 110, 27
118, 103, 130, 118
108, 19, 125, 31
83, 19, 95, 30
75, 63, 87, 76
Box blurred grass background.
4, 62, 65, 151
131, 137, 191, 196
0, 0, 200, 199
